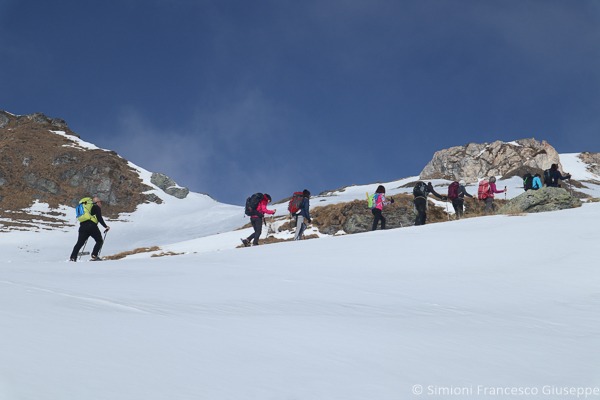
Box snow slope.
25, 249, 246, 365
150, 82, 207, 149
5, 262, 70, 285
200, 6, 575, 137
2, 201, 600, 399
1, 152, 600, 399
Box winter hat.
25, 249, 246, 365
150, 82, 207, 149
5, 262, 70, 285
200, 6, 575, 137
264, 193, 272, 202
376, 185, 386, 194
303, 189, 311, 197
489, 176, 496, 183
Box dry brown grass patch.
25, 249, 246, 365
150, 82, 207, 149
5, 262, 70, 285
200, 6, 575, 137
104, 246, 161, 260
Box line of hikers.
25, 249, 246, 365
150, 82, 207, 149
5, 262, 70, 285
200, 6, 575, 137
368, 163, 572, 231
70, 164, 573, 257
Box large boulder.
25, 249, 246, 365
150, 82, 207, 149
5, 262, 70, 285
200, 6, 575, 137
498, 187, 581, 214
420, 138, 561, 183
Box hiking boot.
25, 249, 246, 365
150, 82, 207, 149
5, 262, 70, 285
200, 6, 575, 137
241, 239, 250, 247
90, 255, 103, 261
69, 258, 77, 262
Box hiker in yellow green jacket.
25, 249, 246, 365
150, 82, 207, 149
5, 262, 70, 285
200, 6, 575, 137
69, 196, 110, 261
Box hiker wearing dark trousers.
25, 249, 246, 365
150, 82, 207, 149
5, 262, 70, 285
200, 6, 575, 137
547, 164, 571, 187
484, 177, 506, 214
294, 190, 312, 240
70, 197, 110, 261
243, 194, 275, 246
413, 182, 445, 226
452, 180, 473, 220
371, 185, 393, 230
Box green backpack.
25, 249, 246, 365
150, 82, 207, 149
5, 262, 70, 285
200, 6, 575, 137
75, 197, 97, 223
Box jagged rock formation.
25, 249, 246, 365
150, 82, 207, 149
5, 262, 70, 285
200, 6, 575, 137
151, 173, 189, 199
0, 111, 188, 226
420, 138, 561, 182
498, 187, 581, 214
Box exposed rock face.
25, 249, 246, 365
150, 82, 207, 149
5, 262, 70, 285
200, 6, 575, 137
579, 152, 600, 177
420, 138, 561, 182
310, 195, 449, 234
151, 173, 189, 199
498, 187, 581, 214
0, 111, 165, 224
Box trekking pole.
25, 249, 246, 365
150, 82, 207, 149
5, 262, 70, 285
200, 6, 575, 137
568, 178, 572, 196
97, 230, 108, 258
504, 186, 507, 201
78, 238, 89, 261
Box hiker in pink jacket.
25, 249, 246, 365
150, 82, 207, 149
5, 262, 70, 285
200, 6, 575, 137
242, 194, 276, 247
371, 185, 394, 230
485, 177, 506, 214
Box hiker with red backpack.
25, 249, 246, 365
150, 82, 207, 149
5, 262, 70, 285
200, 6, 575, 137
478, 176, 506, 214
370, 185, 394, 230
242, 193, 276, 247
413, 181, 445, 226
447, 180, 473, 220
291, 189, 311, 240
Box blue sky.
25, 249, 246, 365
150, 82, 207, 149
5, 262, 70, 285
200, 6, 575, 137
2, 0, 599, 205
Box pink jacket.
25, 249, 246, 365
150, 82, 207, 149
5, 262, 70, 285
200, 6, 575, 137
252, 197, 275, 218
488, 182, 505, 198
374, 194, 390, 210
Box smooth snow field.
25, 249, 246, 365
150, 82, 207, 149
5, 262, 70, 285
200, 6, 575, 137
2, 199, 600, 400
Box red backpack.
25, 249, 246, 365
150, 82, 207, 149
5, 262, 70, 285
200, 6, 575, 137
477, 180, 491, 200
287, 192, 304, 215
447, 181, 460, 200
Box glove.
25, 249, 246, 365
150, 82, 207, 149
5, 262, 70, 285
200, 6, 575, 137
307, 219, 312, 224
390, 198, 395, 204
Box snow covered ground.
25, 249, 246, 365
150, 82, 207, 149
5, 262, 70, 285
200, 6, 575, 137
1, 154, 600, 399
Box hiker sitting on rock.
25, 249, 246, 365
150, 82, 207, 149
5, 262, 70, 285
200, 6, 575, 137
546, 164, 571, 188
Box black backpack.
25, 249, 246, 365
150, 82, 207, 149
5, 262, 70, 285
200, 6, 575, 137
523, 173, 533, 191
543, 169, 552, 186
413, 181, 428, 198
245, 193, 263, 216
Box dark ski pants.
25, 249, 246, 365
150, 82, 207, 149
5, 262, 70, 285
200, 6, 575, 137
413, 197, 427, 226
452, 198, 465, 219
371, 208, 386, 230
70, 221, 103, 260
247, 217, 263, 245
484, 197, 496, 214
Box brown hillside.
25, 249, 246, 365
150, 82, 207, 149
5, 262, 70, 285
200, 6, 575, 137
0, 111, 159, 228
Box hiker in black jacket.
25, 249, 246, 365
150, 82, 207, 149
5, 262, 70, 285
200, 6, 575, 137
546, 164, 571, 187
294, 190, 312, 240
70, 197, 110, 261
452, 180, 473, 220
413, 182, 445, 226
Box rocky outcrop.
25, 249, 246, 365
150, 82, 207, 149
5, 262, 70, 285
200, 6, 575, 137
310, 195, 449, 234
578, 152, 600, 177
151, 173, 189, 199
498, 187, 581, 214
420, 138, 561, 182
0, 111, 162, 224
